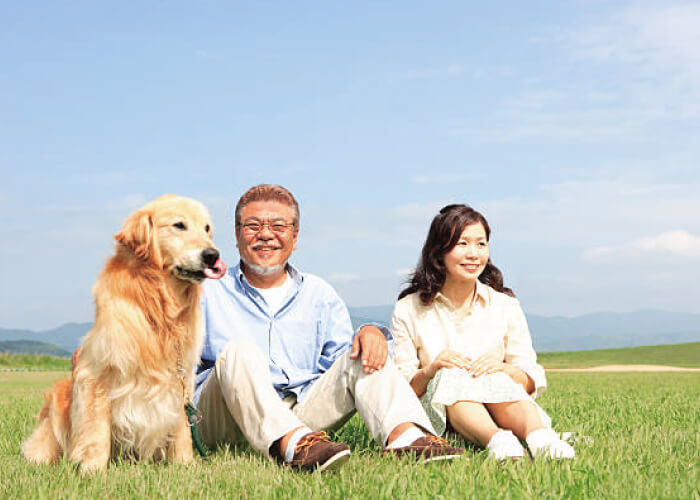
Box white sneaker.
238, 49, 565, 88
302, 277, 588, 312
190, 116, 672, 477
486, 430, 526, 460
526, 428, 576, 460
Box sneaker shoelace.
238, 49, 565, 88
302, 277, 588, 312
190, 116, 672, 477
295, 431, 332, 458
425, 435, 451, 448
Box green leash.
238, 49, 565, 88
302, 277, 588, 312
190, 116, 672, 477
175, 343, 209, 462
185, 402, 209, 461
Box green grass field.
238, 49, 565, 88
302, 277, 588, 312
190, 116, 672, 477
538, 342, 700, 368
0, 353, 71, 371
1, 369, 698, 499
4, 342, 698, 373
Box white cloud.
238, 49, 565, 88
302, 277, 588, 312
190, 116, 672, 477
325, 272, 360, 283
69, 171, 153, 186
304, 176, 700, 255
584, 230, 700, 260
447, 63, 465, 75
454, 3, 700, 144
393, 63, 514, 81
569, 3, 700, 82
563, 2, 700, 117
194, 50, 223, 60
393, 62, 470, 80
388, 200, 451, 221
40, 193, 150, 214
448, 108, 652, 143
483, 178, 700, 246
304, 177, 700, 313
412, 172, 483, 184
303, 199, 450, 247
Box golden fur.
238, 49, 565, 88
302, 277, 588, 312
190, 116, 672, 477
21, 194, 223, 472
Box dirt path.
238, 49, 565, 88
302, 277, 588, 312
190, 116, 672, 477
547, 364, 700, 372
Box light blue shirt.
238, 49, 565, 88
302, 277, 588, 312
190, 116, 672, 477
194, 262, 390, 404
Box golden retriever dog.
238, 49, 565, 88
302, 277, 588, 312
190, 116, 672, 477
21, 194, 227, 472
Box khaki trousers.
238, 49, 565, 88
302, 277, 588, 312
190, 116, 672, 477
197, 340, 435, 456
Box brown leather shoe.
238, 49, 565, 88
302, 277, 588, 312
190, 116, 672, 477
382, 434, 466, 463
272, 431, 351, 472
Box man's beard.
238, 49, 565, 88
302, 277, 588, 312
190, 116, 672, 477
241, 257, 287, 276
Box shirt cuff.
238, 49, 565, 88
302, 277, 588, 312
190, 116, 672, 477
516, 363, 547, 397
399, 366, 420, 383
353, 322, 394, 357
193, 367, 213, 406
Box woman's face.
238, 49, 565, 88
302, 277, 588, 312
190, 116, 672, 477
443, 222, 489, 285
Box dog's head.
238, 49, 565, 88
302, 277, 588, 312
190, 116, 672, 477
115, 194, 227, 283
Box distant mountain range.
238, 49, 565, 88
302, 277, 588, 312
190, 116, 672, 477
0, 340, 71, 357
1, 309, 699, 355
350, 307, 700, 352
0, 322, 90, 354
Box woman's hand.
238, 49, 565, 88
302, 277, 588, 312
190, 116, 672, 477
425, 349, 472, 379
410, 349, 471, 397
467, 353, 506, 378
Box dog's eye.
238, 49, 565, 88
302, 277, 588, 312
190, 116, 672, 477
205, 224, 211, 233
173, 222, 187, 230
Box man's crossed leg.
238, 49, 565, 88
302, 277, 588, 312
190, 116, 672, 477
197, 340, 465, 471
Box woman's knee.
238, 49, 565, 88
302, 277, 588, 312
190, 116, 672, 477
486, 400, 545, 435
446, 401, 490, 428
446, 400, 486, 414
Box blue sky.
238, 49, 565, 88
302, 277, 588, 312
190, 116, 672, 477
2, 1, 700, 330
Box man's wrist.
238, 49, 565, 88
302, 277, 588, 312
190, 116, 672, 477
359, 325, 381, 336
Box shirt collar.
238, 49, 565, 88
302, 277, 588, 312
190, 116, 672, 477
234, 261, 303, 289
436, 280, 490, 309
474, 280, 490, 305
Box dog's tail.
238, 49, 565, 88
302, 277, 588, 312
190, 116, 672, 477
21, 378, 72, 464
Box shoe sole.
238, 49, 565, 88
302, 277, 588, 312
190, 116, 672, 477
315, 449, 351, 472
488, 453, 527, 462
528, 448, 576, 461
422, 453, 465, 464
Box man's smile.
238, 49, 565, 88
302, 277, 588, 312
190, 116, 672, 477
252, 244, 282, 255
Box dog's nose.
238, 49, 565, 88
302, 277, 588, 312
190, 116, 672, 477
201, 248, 220, 267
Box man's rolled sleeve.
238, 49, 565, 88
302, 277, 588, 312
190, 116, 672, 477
352, 322, 394, 357
317, 287, 355, 372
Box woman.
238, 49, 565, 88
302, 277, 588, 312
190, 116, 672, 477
391, 204, 575, 460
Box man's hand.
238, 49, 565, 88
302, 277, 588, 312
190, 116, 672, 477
350, 325, 388, 374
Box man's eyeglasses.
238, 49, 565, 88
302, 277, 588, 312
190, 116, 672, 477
238, 219, 296, 235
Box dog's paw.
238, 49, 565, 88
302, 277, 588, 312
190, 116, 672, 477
169, 443, 195, 464
70, 448, 109, 474
77, 458, 108, 475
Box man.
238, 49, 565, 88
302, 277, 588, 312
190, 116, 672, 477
195, 184, 465, 472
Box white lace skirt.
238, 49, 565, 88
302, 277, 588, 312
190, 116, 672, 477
420, 367, 552, 436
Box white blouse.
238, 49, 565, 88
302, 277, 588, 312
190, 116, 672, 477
391, 281, 547, 397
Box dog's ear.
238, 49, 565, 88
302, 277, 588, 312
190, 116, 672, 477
114, 210, 163, 268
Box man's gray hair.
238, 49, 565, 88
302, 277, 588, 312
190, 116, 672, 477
234, 184, 300, 226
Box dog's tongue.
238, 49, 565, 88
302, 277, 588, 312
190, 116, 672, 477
204, 258, 228, 279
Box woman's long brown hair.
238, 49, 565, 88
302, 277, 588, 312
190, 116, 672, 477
398, 204, 514, 305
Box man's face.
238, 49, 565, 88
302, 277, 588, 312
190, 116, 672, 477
236, 200, 298, 276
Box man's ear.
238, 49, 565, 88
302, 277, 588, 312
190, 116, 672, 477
292, 227, 299, 251
114, 210, 163, 268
